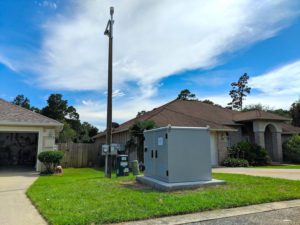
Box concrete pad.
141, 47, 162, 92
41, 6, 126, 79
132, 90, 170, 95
113, 199, 300, 225
213, 167, 300, 180
0, 167, 47, 225
136, 176, 225, 191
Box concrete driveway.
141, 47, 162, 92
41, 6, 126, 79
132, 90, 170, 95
213, 167, 300, 180
0, 167, 47, 225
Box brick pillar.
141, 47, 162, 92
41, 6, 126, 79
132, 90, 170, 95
254, 131, 265, 148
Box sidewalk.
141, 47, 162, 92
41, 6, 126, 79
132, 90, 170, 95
113, 199, 300, 225
213, 167, 300, 180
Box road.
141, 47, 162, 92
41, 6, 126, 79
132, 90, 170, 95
189, 206, 300, 225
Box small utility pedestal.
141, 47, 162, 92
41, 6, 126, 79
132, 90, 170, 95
136, 126, 225, 191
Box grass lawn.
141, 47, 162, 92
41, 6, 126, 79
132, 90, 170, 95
254, 165, 300, 169
27, 168, 300, 225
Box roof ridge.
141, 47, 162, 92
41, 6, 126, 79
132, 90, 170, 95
0, 98, 62, 125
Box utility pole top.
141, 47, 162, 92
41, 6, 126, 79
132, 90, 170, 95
110, 6, 114, 16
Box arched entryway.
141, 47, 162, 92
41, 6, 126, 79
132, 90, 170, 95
264, 124, 277, 161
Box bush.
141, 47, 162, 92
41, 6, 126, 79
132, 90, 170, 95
38, 151, 64, 174
283, 135, 300, 163
223, 158, 249, 167
228, 141, 270, 166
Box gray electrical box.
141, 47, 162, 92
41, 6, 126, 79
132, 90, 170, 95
101, 143, 120, 156
143, 126, 212, 183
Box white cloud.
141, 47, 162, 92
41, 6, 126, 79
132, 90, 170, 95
103, 89, 125, 98
204, 94, 296, 110
202, 60, 300, 109
31, 0, 298, 96
2, 0, 299, 127
75, 59, 300, 129
37, 0, 57, 10
250, 60, 300, 96
0, 54, 17, 72
76, 96, 168, 130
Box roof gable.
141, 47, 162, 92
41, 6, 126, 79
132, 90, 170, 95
0, 99, 62, 127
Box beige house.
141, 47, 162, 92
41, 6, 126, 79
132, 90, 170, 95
0, 99, 63, 171
94, 99, 300, 166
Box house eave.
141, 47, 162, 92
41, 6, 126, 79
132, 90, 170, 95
209, 128, 238, 132
0, 121, 63, 129
234, 118, 291, 122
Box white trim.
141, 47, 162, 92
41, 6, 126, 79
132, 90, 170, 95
209, 128, 237, 132
144, 125, 210, 133
0, 121, 62, 127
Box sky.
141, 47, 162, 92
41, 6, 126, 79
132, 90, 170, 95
0, 0, 300, 130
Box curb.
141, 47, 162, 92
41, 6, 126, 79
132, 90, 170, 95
113, 199, 300, 225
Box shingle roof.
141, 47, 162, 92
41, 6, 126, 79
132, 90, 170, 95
94, 99, 238, 139
0, 98, 62, 127
233, 110, 291, 122
282, 123, 300, 134
94, 99, 299, 139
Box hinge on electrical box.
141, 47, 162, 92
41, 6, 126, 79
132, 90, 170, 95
166, 170, 169, 176
165, 133, 168, 139
144, 147, 148, 152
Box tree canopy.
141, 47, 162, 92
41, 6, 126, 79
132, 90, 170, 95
228, 73, 251, 110
177, 89, 197, 100
11, 93, 98, 143
41, 94, 71, 121
290, 98, 300, 127
12, 94, 30, 109
243, 103, 291, 118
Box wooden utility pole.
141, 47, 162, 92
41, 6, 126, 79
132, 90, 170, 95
104, 6, 114, 178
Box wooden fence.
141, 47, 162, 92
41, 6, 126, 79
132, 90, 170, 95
58, 142, 104, 168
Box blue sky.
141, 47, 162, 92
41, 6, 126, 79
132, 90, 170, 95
0, 0, 300, 130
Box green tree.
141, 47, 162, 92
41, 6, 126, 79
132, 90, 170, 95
137, 110, 147, 117
243, 104, 270, 112
41, 94, 98, 143
42, 94, 68, 121
283, 135, 300, 163
271, 109, 290, 118
30, 106, 41, 113
112, 122, 120, 128
177, 89, 196, 100
243, 104, 290, 118
58, 122, 77, 143
67, 106, 80, 120
290, 98, 300, 127
228, 73, 251, 110
202, 99, 214, 105
12, 95, 30, 109
76, 122, 99, 143
126, 120, 156, 161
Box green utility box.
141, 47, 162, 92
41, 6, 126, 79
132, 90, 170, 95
116, 155, 129, 177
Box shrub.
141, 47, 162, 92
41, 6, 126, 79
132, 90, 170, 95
283, 135, 300, 163
38, 151, 64, 174
228, 141, 270, 166
223, 158, 249, 167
